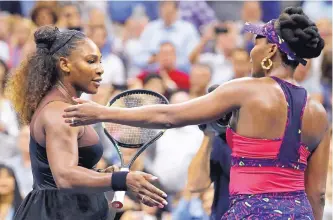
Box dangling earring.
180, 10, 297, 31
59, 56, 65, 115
261, 57, 273, 70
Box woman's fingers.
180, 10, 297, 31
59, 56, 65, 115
141, 173, 167, 198
141, 186, 168, 207
63, 104, 79, 113
136, 173, 168, 207
64, 118, 85, 127
136, 194, 164, 208
127, 172, 168, 208
72, 97, 88, 104
63, 112, 81, 119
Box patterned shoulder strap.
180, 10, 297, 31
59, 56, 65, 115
270, 76, 307, 163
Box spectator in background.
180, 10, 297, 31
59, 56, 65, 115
317, 18, 332, 51
240, 1, 262, 24
302, 0, 332, 22
145, 90, 203, 197
231, 48, 251, 79
187, 103, 232, 220
0, 12, 11, 63
134, 1, 200, 73
0, 164, 23, 220
56, 2, 82, 31
24, 1, 59, 19
87, 7, 122, 55
8, 17, 35, 68
87, 24, 112, 58
86, 7, 121, 51
179, 1, 217, 33
137, 42, 190, 91
0, 59, 19, 163
189, 63, 212, 98
120, 181, 164, 220
321, 48, 332, 123
77, 1, 109, 21
207, 1, 243, 21
191, 25, 237, 85
118, 6, 149, 78
107, 1, 159, 24
172, 184, 214, 220
87, 7, 109, 27
260, 1, 281, 22
294, 60, 323, 104
143, 74, 167, 96
30, 5, 58, 27
121, 200, 160, 220
235, 1, 264, 52
5, 126, 33, 197
301, 18, 332, 105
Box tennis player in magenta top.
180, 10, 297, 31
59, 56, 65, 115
63, 7, 330, 219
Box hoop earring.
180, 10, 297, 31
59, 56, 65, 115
261, 57, 273, 70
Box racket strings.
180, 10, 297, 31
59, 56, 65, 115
104, 93, 167, 146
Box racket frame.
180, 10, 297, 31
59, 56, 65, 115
102, 89, 169, 209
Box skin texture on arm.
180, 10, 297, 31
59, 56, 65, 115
104, 78, 255, 128
44, 102, 168, 207
64, 77, 257, 129
43, 102, 114, 193
304, 99, 331, 220
187, 133, 213, 192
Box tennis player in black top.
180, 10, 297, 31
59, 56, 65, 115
5, 26, 167, 220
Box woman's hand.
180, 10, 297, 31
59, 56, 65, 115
63, 98, 105, 126
126, 171, 168, 208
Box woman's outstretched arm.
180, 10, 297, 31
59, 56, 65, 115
64, 78, 257, 128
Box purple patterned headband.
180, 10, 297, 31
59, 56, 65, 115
243, 19, 307, 66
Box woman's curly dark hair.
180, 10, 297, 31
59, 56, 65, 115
275, 7, 325, 68
5, 25, 86, 124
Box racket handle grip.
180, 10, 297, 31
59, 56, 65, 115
111, 167, 129, 209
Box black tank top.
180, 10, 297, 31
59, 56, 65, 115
14, 87, 109, 220
29, 87, 104, 189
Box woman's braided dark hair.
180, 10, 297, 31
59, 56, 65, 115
5, 25, 86, 124
276, 7, 325, 68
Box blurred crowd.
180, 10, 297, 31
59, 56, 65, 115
0, 1, 331, 220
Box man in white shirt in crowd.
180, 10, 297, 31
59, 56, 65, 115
134, 1, 200, 73
145, 90, 204, 195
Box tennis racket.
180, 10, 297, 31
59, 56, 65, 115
103, 89, 169, 209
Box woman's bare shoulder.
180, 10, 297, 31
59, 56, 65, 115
39, 101, 82, 132
302, 97, 329, 147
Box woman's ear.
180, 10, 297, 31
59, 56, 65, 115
59, 57, 70, 74
267, 44, 278, 59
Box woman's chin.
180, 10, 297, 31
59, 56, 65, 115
84, 87, 99, 95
